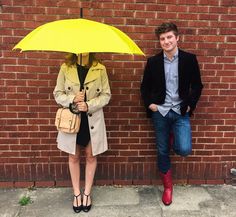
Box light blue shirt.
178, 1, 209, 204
157, 50, 182, 116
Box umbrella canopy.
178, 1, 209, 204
13, 18, 144, 55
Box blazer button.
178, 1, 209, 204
91, 126, 94, 129
86, 87, 89, 90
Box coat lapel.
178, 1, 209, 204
64, 63, 103, 85
65, 65, 80, 84
84, 63, 104, 84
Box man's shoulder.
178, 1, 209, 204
147, 52, 163, 63
179, 49, 196, 58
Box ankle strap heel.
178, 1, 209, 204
82, 193, 92, 212
73, 194, 82, 213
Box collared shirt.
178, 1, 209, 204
157, 50, 182, 116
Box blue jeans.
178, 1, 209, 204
152, 110, 192, 173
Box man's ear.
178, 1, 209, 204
176, 35, 180, 42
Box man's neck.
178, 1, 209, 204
164, 48, 178, 61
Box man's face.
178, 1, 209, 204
159, 31, 179, 54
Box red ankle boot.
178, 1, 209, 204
160, 169, 173, 206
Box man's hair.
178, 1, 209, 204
155, 22, 179, 39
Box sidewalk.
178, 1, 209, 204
1, 185, 235, 217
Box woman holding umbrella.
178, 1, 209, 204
53, 52, 111, 213
13, 17, 143, 213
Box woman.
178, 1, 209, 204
53, 53, 111, 213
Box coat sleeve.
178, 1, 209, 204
53, 64, 75, 108
187, 55, 203, 112
86, 66, 111, 114
140, 58, 152, 111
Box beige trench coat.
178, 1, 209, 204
53, 62, 111, 156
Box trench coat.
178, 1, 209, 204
53, 62, 111, 156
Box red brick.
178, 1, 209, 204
95, 180, 114, 186
188, 179, 206, 185
168, 5, 188, 12
151, 179, 162, 185
178, 13, 198, 20
221, 15, 236, 22
35, 181, 55, 187
133, 180, 151, 185
173, 179, 188, 185
14, 181, 34, 188
124, 3, 145, 10
0, 182, 14, 188
55, 180, 72, 187
113, 180, 132, 185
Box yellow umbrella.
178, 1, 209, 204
13, 18, 144, 55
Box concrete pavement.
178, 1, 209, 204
0, 185, 235, 217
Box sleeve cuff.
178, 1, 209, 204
68, 95, 76, 104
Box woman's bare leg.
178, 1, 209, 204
69, 146, 82, 206
83, 142, 97, 205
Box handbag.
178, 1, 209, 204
55, 108, 81, 133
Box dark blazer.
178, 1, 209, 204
140, 49, 203, 118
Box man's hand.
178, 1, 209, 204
187, 106, 191, 113
149, 103, 158, 112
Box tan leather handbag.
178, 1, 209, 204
55, 108, 81, 133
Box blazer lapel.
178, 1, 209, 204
178, 49, 185, 87
155, 52, 165, 87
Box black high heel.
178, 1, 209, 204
73, 194, 82, 213
82, 193, 92, 212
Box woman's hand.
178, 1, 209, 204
149, 103, 158, 112
73, 90, 85, 103
76, 102, 88, 112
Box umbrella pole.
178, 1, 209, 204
80, 8, 83, 18
79, 6, 83, 90
79, 7, 83, 66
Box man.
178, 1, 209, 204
140, 22, 203, 205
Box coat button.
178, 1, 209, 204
88, 113, 92, 117
97, 88, 100, 92
91, 126, 94, 129
86, 87, 89, 90
68, 87, 71, 90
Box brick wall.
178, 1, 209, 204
0, 0, 235, 187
